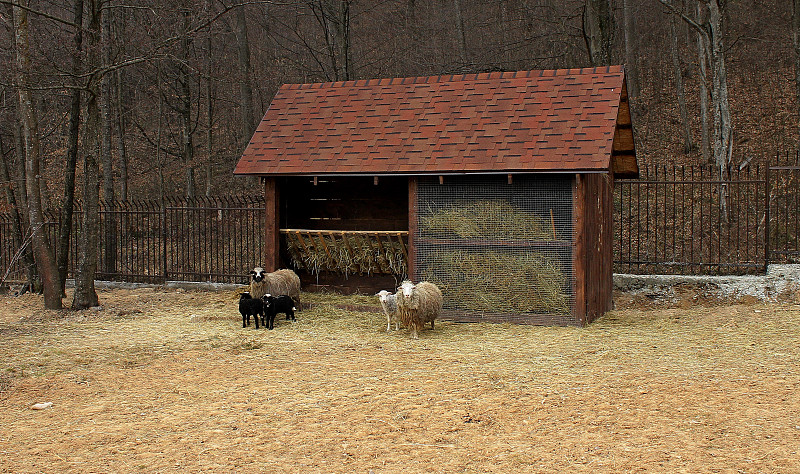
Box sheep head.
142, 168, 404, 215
240, 292, 252, 301
376, 290, 391, 303
399, 280, 415, 298
250, 267, 266, 283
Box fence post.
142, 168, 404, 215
162, 200, 168, 283
764, 157, 770, 274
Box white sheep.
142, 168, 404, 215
249, 267, 301, 306
376, 289, 400, 332
395, 280, 443, 339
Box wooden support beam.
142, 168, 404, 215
407, 176, 418, 281
572, 174, 587, 326
263, 177, 280, 272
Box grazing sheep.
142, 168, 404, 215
261, 294, 297, 330
249, 267, 301, 306
395, 280, 443, 339
239, 292, 264, 329
376, 289, 400, 332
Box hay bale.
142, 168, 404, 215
420, 201, 556, 241
420, 249, 570, 315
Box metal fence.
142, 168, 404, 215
0, 196, 265, 285
614, 152, 800, 275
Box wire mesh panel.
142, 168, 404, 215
415, 174, 574, 320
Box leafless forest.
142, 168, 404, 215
0, 0, 799, 309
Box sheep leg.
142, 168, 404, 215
410, 322, 420, 339
267, 312, 275, 330
253, 311, 259, 329
430, 320, 435, 330
386, 315, 391, 333
242, 314, 248, 328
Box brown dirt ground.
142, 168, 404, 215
1, 287, 800, 473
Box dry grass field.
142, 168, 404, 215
1, 286, 800, 473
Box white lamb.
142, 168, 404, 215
376, 289, 400, 332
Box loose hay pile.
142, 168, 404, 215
284, 231, 407, 276
421, 250, 570, 315
420, 200, 558, 241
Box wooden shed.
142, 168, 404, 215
234, 66, 638, 326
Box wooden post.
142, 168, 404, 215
264, 177, 280, 271
572, 173, 586, 326
407, 176, 418, 281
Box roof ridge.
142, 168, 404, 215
282, 65, 625, 90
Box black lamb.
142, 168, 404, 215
261, 294, 296, 330
239, 292, 264, 329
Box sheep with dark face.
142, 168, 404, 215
238, 292, 264, 329
395, 280, 443, 339
261, 294, 296, 330
249, 267, 301, 306
376, 290, 400, 332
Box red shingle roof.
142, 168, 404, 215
234, 66, 634, 176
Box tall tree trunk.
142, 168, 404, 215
622, 0, 640, 100
0, 135, 33, 289
206, 9, 215, 197
670, 4, 693, 153
319, 0, 351, 81
706, 0, 732, 172
100, 7, 116, 276
58, 0, 85, 296
179, 9, 194, 165
13, 0, 62, 309
234, 5, 255, 150
115, 69, 128, 201
452, 0, 468, 68
697, 2, 711, 163
112, 8, 128, 201
72, 0, 101, 310
583, 0, 614, 66
794, 0, 800, 119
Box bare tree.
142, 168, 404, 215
452, 0, 468, 68
696, 1, 710, 162
794, 0, 800, 118
660, 0, 732, 172
13, 0, 62, 309
72, 0, 102, 310
58, 0, 84, 295
670, 1, 693, 153
623, 0, 640, 101
234, 4, 256, 150
583, 0, 614, 66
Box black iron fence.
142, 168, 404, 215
1, 155, 799, 284
614, 152, 800, 275
0, 196, 265, 285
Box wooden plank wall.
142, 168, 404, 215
572, 172, 614, 326
583, 173, 614, 324
280, 176, 408, 231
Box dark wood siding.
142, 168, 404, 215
573, 172, 614, 325
280, 176, 408, 231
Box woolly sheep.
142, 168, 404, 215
249, 267, 301, 305
239, 292, 264, 329
376, 289, 400, 332
261, 294, 297, 330
395, 280, 443, 339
